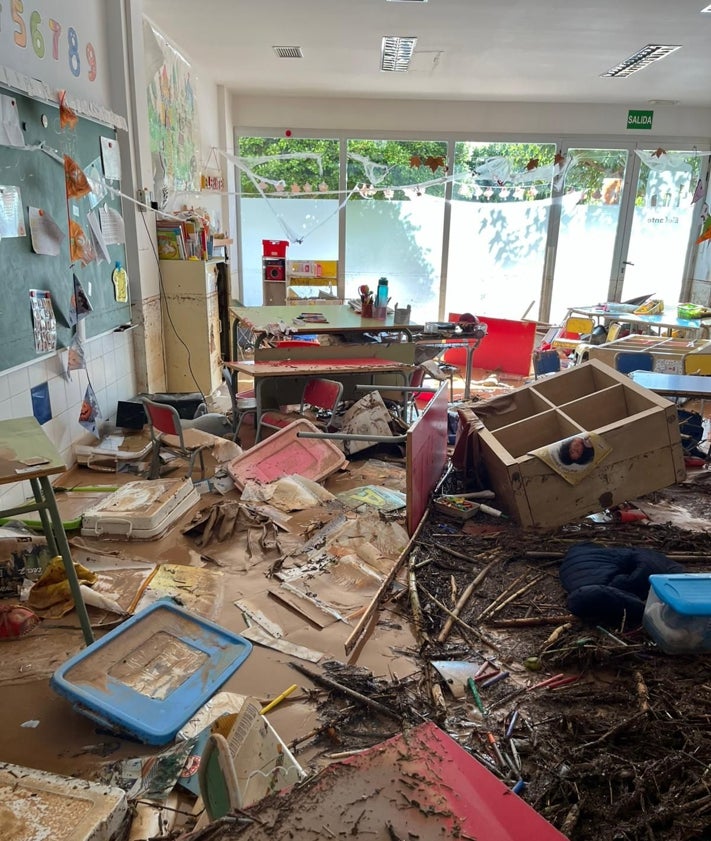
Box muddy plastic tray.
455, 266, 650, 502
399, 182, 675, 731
50, 598, 252, 745
80, 478, 199, 539
0, 761, 128, 841
227, 418, 346, 489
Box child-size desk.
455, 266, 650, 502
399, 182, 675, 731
226, 357, 414, 428
0, 417, 94, 645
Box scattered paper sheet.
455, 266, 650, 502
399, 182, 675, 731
100, 135, 121, 180
0, 185, 26, 237
0, 93, 24, 147
28, 207, 63, 255
99, 204, 125, 244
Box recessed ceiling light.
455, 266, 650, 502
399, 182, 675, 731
381, 35, 417, 72
648, 99, 679, 105
601, 44, 681, 78
273, 46, 303, 59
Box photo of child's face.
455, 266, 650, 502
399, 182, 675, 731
568, 436, 586, 462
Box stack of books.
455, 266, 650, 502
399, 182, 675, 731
156, 216, 209, 260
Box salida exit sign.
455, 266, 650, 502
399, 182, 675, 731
627, 109, 654, 130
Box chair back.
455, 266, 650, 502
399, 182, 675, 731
533, 349, 561, 379
302, 378, 343, 414
614, 351, 655, 375
683, 354, 711, 375
141, 397, 185, 445
561, 316, 594, 338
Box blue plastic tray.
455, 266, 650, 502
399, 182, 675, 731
50, 598, 252, 745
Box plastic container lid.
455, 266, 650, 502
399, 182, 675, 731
648, 574, 711, 616
50, 598, 252, 745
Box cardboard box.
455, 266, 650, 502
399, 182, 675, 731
473, 360, 686, 529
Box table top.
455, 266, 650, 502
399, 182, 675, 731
226, 357, 414, 378
570, 305, 711, 333
629, 371, 711, 398
230, 304, 424, 335
0, 417, 66, 486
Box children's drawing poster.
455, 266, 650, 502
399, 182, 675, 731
29, 289, 57, 353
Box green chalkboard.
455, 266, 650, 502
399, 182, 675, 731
0, 85, 130, 372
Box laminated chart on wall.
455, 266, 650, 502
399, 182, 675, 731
29, 290, 57, 354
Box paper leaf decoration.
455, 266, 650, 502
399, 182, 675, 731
410, 155, 422, 168
58, 90, 78, 130
64, 155, 91, 199
554, 151, 566, 167
424, 155, 446, 173
652, 148, 666, 159
525, 158, 540, 171
69, 220, 96, 266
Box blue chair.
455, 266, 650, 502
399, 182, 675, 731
532, 349, 561, 379
614, 352, 655, 376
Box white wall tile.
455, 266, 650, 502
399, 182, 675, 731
48, 377, 68, 415
0, 399, 12, 421
8, 367, 30, 397
11, 391, 32, 418
0, 375, 10, 404
27, 361, 49, 388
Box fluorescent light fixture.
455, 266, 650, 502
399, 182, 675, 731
381, 35, 418, 71
273, 46, 303, 59
386, 1, 428, 3
601, 44, 681, 78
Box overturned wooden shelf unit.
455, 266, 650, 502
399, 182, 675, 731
473, 359, 686, 529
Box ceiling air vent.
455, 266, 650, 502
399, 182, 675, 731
381, 35, 417, 72
273, 46, 303, 59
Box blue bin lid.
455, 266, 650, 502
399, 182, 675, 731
50, 598, 252, 745
649, 574, 711, 616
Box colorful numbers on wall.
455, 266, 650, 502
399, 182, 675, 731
3, 1, 97, 81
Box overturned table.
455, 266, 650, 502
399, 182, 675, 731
0, 417, 94, 645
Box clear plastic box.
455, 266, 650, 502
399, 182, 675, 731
643, 574, 711, 654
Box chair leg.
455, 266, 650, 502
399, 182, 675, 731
148, 442, 162, 479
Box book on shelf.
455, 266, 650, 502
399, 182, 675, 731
156, 226, 185, 260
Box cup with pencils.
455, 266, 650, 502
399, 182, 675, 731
359, 284, 373, 318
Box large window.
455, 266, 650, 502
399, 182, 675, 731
237, 137, 339, 305
343, 139, 447, 321
446, 141, 556, 321
235, 132, 708, 321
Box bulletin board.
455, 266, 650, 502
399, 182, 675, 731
0, 85, 130, 373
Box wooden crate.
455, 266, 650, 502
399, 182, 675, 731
474, 360, 686, 529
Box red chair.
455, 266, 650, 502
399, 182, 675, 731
141, 397, 208, 480
256, 378, 344, 441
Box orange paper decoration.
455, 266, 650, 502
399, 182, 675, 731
424, 155, 445, 173
410, 155, 422, 168
58, 90, 78, 130
525, 158, 540, 171
69, 219, 95, 265
64, 155, 91, 199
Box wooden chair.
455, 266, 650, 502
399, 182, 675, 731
141, 397, 209, 480
614, 351, 655, 376
256, 377, 344, 441
222, 366, 257, 440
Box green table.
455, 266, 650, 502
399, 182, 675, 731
0, 417, 94, 645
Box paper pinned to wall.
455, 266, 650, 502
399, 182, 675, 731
29, 207, 64, 255
0, 185, 26, 237
85, 158, 108, 209
87, 209, 110, 262
99, 205, 125, 245
100, 135, 121, 181
0, 94, 24, 147
29, 289, 56, 353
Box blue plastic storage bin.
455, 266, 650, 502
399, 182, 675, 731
643, 574, 711, 654
50, 598, 252, 744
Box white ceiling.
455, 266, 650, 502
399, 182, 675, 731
142, 0, 711, 107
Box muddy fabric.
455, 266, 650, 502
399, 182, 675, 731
559, 541, 685, 627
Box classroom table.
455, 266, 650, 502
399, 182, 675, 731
628, 371, 711, 400
226, 357, 414, 429
568, 305, 711, 339
230, 304, 425, 350
0, 417, 94, 645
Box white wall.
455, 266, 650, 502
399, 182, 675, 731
0, 0, 138, 508
232, 95, 711, 142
